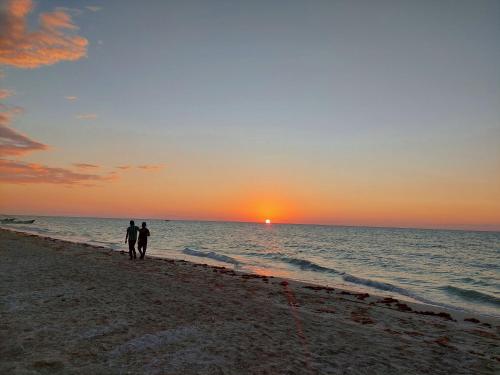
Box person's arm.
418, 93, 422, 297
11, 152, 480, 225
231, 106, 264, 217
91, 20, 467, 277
125, 228, 129, 243
147, 229, 150, 237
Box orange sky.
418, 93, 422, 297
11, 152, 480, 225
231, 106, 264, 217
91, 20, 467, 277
1, 162, 499, 231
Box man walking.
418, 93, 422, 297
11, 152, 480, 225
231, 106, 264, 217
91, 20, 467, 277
125, 220, 139, 260
138, 222, 150, 259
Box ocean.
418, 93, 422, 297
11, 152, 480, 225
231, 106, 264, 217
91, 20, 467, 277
3, 216, 499, 317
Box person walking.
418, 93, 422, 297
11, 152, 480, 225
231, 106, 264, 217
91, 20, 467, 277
125, 220, 139, 260
138, 222, 150, 259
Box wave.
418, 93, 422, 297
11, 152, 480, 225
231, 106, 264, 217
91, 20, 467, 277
441, 285, 500, 307
340, 274, 458, 310
454, 277, 498, 288
342, 274, 424, 300
182, 248, 239, 265
417, 244, 447, 249
247, 252, 341, 274
280, 257, 340, 273
6, 226, 50, 235
253, 253, 444, 307
247, 251, 498, 312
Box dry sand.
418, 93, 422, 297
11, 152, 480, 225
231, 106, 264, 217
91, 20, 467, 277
0, 228, 498, 374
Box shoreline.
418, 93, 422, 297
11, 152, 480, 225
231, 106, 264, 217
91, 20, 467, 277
1, 228, 498, 374
3, 226, 498, 321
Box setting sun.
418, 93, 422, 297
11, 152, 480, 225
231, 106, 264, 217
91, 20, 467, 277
0, 1, 499, 373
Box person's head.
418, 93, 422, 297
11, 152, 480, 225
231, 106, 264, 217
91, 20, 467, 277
142, 222, 147, 228
130, 220, 135, 226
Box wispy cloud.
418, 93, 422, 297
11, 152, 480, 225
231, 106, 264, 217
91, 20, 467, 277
76, 113, 97, 120
0, 104, 48, 157
85, 6, 102, 12
115, 164, 167, 172
65, 95, 77, 101
54, 7, 83, 17
0, 0, 88, 69
116, 165, 132, 170
40, 10, 78, 31
137, 164, 166, 171
0, 89, 13, 99
73, 163, 100, 169
0, 159, 115, 185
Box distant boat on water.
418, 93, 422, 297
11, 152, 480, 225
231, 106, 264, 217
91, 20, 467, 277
0, 218, 35, 224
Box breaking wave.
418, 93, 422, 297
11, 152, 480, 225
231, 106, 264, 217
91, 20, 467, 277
441, 286, 500, 307
248, 252, 340, 274
343, 274, 418, 299
278, 257, 340, 273
182, 248, 239, 265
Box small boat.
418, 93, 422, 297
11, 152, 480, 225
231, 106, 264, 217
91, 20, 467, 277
0, 218, 35, 224
13, 220, 36, 224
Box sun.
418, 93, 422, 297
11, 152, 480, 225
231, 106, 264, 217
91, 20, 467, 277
265, 219, 271, 224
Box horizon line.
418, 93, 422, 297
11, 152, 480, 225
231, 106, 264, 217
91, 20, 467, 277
2, 213, 499, 233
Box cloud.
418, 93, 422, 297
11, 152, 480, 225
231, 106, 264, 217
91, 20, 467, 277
76, 113, 97, 120
40, 10, 78, 31
0, 159, 116, 185
73, 163, 100, 169
0, 2, 114, 188
0, 89, 13, 99
65, 95, 77, 101
116, 165, 132, 170
0, 106, 116, 185
137, 164, 166, 171
0, 0, 88, 69
115, 164, 166, 171
53, 7, 83, 17
0, 104, 48, 157
86, 6, 102, 12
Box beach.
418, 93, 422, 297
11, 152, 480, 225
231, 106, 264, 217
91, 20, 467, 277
0, 229, 498, 374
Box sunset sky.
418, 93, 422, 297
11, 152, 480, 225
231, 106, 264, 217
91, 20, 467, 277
1, 0, 499, 230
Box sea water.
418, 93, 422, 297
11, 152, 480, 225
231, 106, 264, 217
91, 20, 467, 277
3, 216, 499, 317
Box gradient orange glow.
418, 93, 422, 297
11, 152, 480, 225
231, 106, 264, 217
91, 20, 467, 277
1, 164, 499, 231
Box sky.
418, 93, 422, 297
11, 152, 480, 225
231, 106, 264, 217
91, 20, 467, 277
0, 0, 499, 231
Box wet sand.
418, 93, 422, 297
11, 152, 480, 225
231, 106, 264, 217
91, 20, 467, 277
0, 228, 498, 374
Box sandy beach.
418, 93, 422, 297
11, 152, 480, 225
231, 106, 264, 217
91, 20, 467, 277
0, 229, 498, 374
